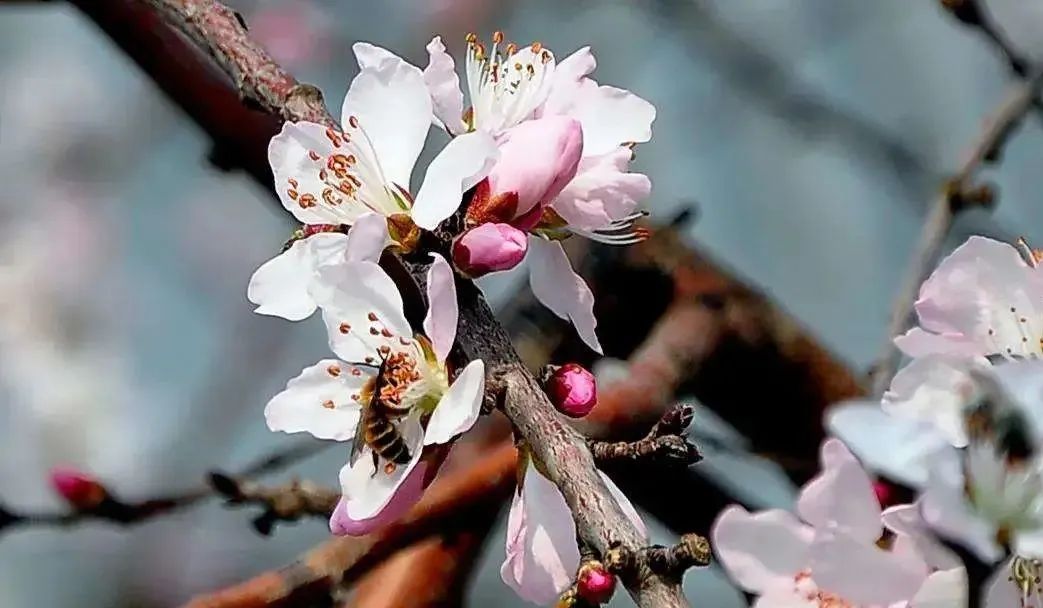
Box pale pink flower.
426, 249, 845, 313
264, 253, 483, 525
329, 459, 430, 536
501, 461, 646, 604
452, 222, 528, 277
269, 44, 498, 245
713, 439, 966, 607
895, 236, 1043, 361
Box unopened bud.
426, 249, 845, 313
452, 223, 528, 277
546, 363, 597, 418
576, 561, 617, 604
49, 467, 106, 510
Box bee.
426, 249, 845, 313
350, 354, 413, 473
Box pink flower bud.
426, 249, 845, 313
576, 561, 616, 604
49, 466, 105, 509
467, 117, 583, 227
546, 363, 597, 418
452, 223, 528, 277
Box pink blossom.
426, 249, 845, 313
712, 439, 966, 607
545, 363, 597, 418
329, 459, 429, 536
452, 222, 528, 277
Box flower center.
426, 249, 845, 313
464, 31, 554, 134
1010, 556, 1043, 607
985, 305, 1043, 360
791, 570, 854, 608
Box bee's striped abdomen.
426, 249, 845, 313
363, 408, 412, 465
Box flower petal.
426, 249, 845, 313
264, 359, 367, 440
711, 505, 813, 594
600, 471, 647, 540
982, 559, 1029, 608
797, 438, 881, 543
527, 237, 602, 354
809, 529, 928, 605
422, 253, 458, 363
825, 400, 948, 488
330, 458, 428, 536
500, 463, 581, 604
920, 447, 1005, 563
269, 121, 355, 225
423, 36, 466, 135
411, 130, 498, 230
352, 42, 405, 71
340, 414, 424, 520
883, 355, 983, 447
247, 233, 346, 321
342, 57, 431, 190
424, 359, 484, 445
910, 567, 968, 608
564, 82, 655, 157
343, 212, 391, 264
552, 147, 650, 231
317, 261, 413, 363
541, 46, 597, 117
882, 504, 963, 571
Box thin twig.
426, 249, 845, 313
208, 472, 340, 536
872, 67, 1043, 395
589, 406, 701, 467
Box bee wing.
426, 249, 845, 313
349, 405, 368, 466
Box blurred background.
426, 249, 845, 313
1, 0, 1041, 605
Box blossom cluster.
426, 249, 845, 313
245, 32, 655, 604
713, 235, 1043, 607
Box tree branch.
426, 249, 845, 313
70, 0, 689, 604
589, 406, 701, 467
872, 66, 1043, 395
208, 472, 340, 536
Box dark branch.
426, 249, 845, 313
589, 406, 701, 467
208, 472, 339, 536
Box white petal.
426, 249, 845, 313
352, 42, 406, 71
600, 471, 647, 540
340, 414, 424, 520
883, 355, 984, 448
564, 81, 656, 157
882, 504, 963, 571
711, 506, 813, 594
317, 261, 413, 363
264, 359, 367, 440
343, 212, 391, 263
552, 147, 651, 231
423, 36, 466, 135
797, 438, 881, 544
424, 359, 484, 445
527, 237, 602, 353
411, 130, 498, 230
809, 529, 928, 605
269, 121, 355, 225
541, 46, 597, 117
751, 590, 817, 608
422, 252, 458, 363
826, 400, 948, 488
248, 233, 354, 321
500, 464, 580, 604
910, 568, 968, 608
920, 447, 1005, 563
342, 58, 432, 190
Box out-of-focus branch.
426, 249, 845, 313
208, 472, 340, 536
872, 67, 1043, 395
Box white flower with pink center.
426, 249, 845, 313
263, 243, 483, 526
713, 439, 966, 607
268, 45, 498, 248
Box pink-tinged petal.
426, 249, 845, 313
330, 458, 428, 536
422, 253, 458, 362
486, 117, 584, 219
412, 130, 499, 230
343, 212, 391, 263
1014, 529, 1043, 560
882, 504, 963, 571
894, 327, 982, 358
599, 471, 646, 539
540, 46, 597, 117
264, 359, 367, 440
340, 415, 424, 520
352, 42, 406, 71
920, 448, 1005, 562
342, 60, 431, 190
809, 529, 928, 605
269, 121, 355, 225
565, 82, 655, 157
883, 355, 983, 448
528, 237, 602, 354
423, 36, 466, 135
910, 568, 968, 608
797, 438, 881, 543
751, 591, 817, 608
553, 147, 650, 232
317, 261, 413, 363
500, 464, 581, 604
452, 223, 529, 277
711, 506, 813, 594
424, 359, 484, 445
248, 234, 346, 321
826, 400, 947, 488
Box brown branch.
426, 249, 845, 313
74, 1, 688, 604
872, 66, 1043, 395
606, 534, 711, 585
589, 405, 701, 467
208, 472, 340, 536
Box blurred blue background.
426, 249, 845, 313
2, 0, 1042, 605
